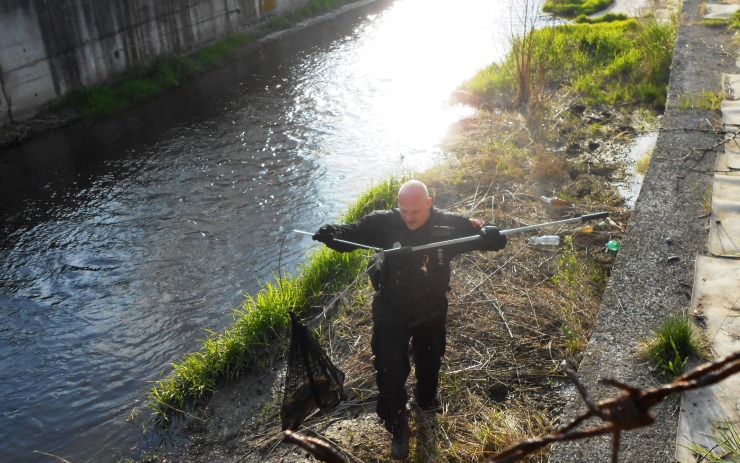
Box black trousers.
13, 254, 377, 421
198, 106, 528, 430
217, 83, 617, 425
371, 293, 448, 428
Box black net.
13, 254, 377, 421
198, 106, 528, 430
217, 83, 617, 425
280, 312, 346, 430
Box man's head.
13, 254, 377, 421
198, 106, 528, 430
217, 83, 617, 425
398, 180, 432, 230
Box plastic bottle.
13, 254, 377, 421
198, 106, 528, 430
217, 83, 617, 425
606, 239, 621, 252
540, 196, 571, 207
528, 235, 560, 246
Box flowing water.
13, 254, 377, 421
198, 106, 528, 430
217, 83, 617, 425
0, 1, 549, 461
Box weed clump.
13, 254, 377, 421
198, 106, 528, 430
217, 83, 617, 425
636, 149, 652, 175
543, 0, 615, 18
460, 17, 677, 109
690, 420, 740, 462
643, 315, 702, 376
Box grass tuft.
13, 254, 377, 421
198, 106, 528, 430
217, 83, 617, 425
575, 12, 630, 23
643, 315, 702, 376
543, 0, 615, 18
673, 90, 724, 110
689, 420, 740, 462
733, 10, 740, 29
636, 148, 652, 175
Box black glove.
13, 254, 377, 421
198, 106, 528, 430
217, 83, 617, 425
312, 225, 337, 244
479, 225, 507, 251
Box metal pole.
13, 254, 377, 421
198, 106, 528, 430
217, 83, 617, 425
291, 230, 383, 251
295, 212, 608, 254
404, 212, 609, 253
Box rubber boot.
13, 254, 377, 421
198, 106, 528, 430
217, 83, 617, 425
390, 412, 410, 460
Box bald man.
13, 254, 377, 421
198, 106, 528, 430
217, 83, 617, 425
313, 180, 506, 459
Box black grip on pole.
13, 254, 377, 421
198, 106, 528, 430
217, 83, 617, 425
581, 212, 609, 221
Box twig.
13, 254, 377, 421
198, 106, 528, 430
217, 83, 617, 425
32, 451, 73, 463
655, 130, 737, 163
489, 297, 514, 338
462, 243, 530, 297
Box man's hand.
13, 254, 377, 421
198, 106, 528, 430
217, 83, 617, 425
479, 225, 507, 251
312, 225, 337, 244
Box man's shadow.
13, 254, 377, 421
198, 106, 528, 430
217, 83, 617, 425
412, 409, 441, 462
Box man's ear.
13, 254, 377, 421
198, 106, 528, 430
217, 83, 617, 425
427, 196, 433, 207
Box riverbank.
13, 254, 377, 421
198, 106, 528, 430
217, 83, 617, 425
143, 104, 638, 463
138, 6, 680, 463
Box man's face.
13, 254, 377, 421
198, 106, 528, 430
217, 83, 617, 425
398, 192, 432, 230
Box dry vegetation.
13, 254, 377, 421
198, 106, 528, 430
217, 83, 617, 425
147, 94, 643, 463
142, 7, 677, 462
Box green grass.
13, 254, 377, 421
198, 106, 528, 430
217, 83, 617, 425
575, 12, 629, 24
149, 177, 404, 424
689, 421, 740, 462
62, 35, 253, 120
700, 18, 731, 28
460, 17, 677, 109
733, 10, 740, 29
674, 90, 724, 110
552, 235, 604, 355
543, 0, 615, 18
644, 315, 702, 376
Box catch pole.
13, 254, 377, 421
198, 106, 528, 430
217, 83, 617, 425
406, 212, 609, 253
291, 230, 382, 252
294, 212, 608, 255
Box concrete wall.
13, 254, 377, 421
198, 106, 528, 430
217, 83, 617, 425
0, 0, 309, 125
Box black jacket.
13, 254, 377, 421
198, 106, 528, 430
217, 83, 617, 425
325, 207, 491, 302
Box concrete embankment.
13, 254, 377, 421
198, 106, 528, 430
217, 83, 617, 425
0, 0, 313, 124
550, 0, 739, 461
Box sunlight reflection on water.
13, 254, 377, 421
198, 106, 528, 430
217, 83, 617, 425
0, 1, 551, 462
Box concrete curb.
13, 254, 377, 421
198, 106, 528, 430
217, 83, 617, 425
549, 0, 737, 461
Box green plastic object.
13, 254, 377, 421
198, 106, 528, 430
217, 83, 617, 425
606, 240, 621, 252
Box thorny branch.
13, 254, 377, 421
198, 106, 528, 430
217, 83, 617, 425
282, 351, 740, 463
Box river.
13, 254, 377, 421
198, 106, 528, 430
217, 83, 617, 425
0, 1, 548, 461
